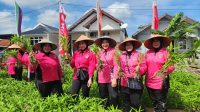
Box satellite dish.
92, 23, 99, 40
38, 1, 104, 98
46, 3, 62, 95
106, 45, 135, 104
120, 23, 128, 29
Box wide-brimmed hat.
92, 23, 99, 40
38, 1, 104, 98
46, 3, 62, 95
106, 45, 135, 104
95, 36, 117, 48
7, 44, 21, 50
73, 35, 94, 48
33, 38, 57, 51
0, 39, 10, 46
144, 34, 172, 49
118, 37, 142, 51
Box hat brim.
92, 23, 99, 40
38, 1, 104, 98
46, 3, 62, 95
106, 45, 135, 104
144, 36, 172, 49
7, 44, 21, 50
73, 39, 94, 48
118, 40, 142, 51
34, 42, 57, 51
95, 37, 117, 48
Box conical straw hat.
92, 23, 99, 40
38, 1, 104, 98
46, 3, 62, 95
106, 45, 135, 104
7, 44, 21, 50
33, 38, 57, 51
95, 36, 117, 48
73, 35, 94, 48
144, 34, 172, 49
118, 37, 142, 51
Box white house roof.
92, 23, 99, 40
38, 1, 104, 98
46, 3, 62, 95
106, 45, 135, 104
68, 9, 124, 31
22, 23, 58, 35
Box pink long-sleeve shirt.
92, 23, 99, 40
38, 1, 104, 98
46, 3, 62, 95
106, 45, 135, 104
97, 48, 118, 83
70, 49, 96, 80
17, 52, 36, 73
145, 48, 175, 90
120, 51, 147, 87
7, 56, 17, 75
35, 52, 63, 82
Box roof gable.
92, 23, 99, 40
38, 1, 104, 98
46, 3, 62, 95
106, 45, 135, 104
22, 23, 58, 35
68, 9, 123, 31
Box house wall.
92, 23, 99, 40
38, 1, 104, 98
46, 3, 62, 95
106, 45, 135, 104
72, 13, 96, 32
90, 16, 121, 31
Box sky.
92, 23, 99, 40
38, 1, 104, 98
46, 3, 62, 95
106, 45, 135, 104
0, 0, 200, 36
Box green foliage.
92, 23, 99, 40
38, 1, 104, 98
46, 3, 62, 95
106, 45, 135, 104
168, 71, 200, 111
10, 35, 33, 51
89, 43, 101, 54
151, 13, 200, 72
0, 68, 199, 111
142, 71, 200, 111
3, 50, 18, 58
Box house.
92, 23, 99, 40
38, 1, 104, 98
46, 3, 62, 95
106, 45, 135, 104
132, 13, 200, 55
68, 8, 128, 51
22, 23, 60, 54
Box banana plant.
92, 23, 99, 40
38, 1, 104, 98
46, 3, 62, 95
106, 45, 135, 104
151, 12, 200, 76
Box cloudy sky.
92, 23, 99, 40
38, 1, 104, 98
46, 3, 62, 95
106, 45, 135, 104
0, 0, 200, 36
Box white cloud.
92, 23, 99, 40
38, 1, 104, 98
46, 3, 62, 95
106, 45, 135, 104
106, 2, 132, 19
37, 10, 58, 27
0, 11, 16, 34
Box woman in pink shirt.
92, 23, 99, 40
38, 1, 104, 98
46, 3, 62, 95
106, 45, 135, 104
33, 38, 63, 98
3, 44, 21, 80
70, 35, 96, 98
17, 47, 36, 81
95, 36, 118, 108
144, 35, 175, 112
118, 38, 146, 112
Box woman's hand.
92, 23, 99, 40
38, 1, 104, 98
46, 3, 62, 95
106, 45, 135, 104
87, 78, 92, 87
111, 79, 117, 87
97, 64, 103, 71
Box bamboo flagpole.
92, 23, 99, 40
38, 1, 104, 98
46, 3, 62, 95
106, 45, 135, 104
152, 0, 159, 30
96, 0, 102, 38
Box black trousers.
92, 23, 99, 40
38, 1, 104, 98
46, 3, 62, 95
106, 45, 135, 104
147, 87, 168, 112
71, 79, 90, 98
10, 74, 17, 80
98, 83, 118, 108
37, 80, 63, 98
30, 73, 35, 81
121, 87, 144, 112
15, 66, 23, 81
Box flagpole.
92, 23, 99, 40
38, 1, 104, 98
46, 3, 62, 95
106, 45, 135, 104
96, 0, 100, 38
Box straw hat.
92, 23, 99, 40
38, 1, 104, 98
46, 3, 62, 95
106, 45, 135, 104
7, 44, 21, 50
33, 38, 57, 51
0, 39, 10, 46
73, 35, 94, 48
118, 37, 142, 51
144, 34, 172, 49
95, 36, 117, 48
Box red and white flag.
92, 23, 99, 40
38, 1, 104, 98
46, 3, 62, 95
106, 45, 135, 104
59, 1, 68, 56
152, 0, 159, 30
97, 0, 102, 37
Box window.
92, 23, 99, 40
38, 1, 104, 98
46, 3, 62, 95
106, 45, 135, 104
103, 32, 110, 36
90, 32, 97, 38
179, 39, 186, 50
30, 37, 43, 45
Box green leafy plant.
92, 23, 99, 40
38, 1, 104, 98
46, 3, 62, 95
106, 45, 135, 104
89, 44, 103, 70
151, 13, 200, 77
